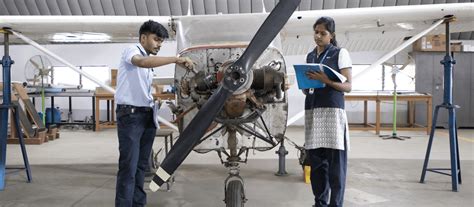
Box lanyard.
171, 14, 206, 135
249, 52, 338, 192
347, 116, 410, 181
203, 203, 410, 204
136, 45, 156, 74
309, 47, 329, 94
136, 45, 154, 103
313, 47, 329, 64
136, 45, 154, 71
136, 45, 145, 56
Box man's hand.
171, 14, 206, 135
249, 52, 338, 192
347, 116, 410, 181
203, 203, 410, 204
176, 56, 195, 71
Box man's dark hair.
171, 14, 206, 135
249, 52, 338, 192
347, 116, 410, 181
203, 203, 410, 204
313, 16, 337, 46
139, 20, 169, 39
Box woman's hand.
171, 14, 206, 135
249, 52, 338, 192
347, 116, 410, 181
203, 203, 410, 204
306, 70, 331, 84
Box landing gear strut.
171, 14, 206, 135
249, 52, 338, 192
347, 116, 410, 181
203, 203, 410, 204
223, 129, 247, 207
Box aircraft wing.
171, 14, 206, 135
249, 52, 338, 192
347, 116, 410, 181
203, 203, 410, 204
282, 3, 474, 55
0, 3, 472, 51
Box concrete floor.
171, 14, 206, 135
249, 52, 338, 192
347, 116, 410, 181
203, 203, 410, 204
1, 127, 473, 207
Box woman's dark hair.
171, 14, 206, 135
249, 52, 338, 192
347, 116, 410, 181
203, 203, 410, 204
139, 20, 169, 39
313, 16, 337, 46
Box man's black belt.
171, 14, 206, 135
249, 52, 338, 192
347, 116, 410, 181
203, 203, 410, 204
117, 104, 152, 113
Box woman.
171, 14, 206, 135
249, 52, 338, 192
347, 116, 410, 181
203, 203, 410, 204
304, 16, 352, 207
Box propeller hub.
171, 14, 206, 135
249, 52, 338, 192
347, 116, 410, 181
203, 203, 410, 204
223, 65, 253, 94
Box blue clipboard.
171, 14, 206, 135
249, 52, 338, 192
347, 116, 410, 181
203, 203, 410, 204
293, 64, 346, 89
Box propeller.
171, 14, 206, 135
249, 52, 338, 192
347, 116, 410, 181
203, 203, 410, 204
149, 0, 302, 192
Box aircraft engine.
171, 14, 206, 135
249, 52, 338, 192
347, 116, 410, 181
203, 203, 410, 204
174, 45, 288, 152
251, 65, 286, 101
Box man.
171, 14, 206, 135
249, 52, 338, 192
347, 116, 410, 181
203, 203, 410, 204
115, 20, 193, 207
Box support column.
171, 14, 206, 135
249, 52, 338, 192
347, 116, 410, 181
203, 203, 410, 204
420, 16, 461, 192
1, 28, 13, 191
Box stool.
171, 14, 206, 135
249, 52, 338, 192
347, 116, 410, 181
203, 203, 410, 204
156, 129, 174, 155
154, 129, 175, 191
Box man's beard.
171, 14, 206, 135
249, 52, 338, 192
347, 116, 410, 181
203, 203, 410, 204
150, 48, 159, 55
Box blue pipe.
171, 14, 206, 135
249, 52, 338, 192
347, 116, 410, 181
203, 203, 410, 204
420, 17, 461, 192
441, 22, 459, 192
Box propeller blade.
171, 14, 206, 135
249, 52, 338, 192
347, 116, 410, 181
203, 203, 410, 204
235, 0, 301, 72
150, 86, 232, 191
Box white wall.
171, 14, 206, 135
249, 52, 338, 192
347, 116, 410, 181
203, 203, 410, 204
0, 42, 177, 122
1, 42, 412, 126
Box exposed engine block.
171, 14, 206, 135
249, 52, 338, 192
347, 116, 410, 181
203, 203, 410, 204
174, 45, 288, 151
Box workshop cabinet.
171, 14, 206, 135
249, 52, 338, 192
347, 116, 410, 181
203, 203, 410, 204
414, 51, 474, 128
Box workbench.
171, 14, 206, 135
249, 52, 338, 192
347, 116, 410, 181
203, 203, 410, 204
29, 91, 96, 130
94, 87, 175, 131
345, 91, 432, 135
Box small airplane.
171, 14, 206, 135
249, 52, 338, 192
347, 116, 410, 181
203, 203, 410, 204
1, 1, 473, 206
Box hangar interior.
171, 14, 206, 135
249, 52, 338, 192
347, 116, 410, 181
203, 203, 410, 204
0, 0, 473, 206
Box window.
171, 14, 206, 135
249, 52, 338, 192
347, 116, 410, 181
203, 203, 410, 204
52, 66, 110, 90
52, 66, 80, 87
81, 66, 110, 90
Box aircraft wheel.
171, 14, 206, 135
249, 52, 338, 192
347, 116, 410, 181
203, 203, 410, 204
225, 180, 245, 207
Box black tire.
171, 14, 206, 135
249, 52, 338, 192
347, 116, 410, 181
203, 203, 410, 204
226, 180, 245, 207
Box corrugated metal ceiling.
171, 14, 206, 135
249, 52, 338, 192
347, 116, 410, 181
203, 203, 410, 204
1, 0, 472, 39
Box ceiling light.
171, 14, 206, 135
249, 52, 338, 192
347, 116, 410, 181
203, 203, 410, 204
396, 23, 415, 30
51, 32, 111, 43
